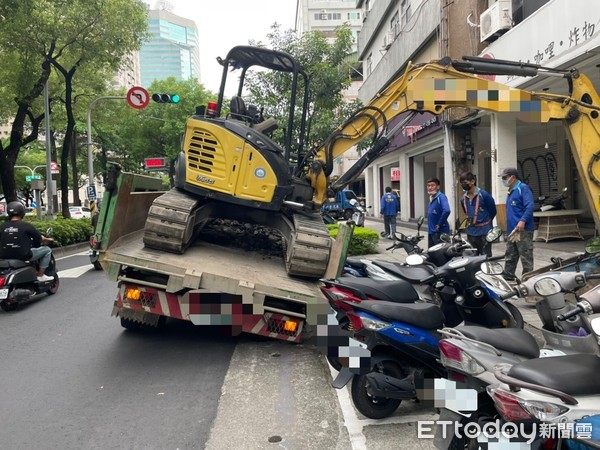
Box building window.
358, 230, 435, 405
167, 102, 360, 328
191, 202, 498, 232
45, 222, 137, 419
401, 0, 412, 27
314, 12, 342, 20
347, 12, 361, 20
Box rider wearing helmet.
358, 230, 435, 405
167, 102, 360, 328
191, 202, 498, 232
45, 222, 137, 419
0, 201, 54, 282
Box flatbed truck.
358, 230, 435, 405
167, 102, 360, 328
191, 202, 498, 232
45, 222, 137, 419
92, 165, 330, 342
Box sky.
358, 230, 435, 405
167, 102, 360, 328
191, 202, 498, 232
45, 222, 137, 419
144, 0, 298, 93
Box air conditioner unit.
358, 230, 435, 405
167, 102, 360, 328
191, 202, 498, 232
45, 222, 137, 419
383, 30, 395, 50
480, 0, 512, 43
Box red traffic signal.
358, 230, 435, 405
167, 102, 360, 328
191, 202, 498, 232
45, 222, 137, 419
144, 157, 169, 170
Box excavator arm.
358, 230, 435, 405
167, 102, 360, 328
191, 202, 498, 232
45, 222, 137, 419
304, 56, 600, 228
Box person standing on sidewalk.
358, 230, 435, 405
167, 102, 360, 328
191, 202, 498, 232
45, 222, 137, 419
380, 186, 400, 239
427, 178, 450, 247
459, 172, 497, 256
499, 167, 535, 280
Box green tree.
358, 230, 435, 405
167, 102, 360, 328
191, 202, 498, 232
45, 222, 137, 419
245, 24, 358, 161
0, 0, 148, 214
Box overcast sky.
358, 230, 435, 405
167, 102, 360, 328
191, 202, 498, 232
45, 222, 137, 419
143, 0, 298, 93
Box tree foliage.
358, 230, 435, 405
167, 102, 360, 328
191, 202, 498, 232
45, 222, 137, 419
243, 24, 359, 161
0, 0, 149, 212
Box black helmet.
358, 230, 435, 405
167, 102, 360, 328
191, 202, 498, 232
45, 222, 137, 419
7, 201, 25, 218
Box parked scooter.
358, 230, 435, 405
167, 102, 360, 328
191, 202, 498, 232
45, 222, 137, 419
536, 186, 568, 212
434, 271, 600, 449
0, 230, 59, 311
332, 298, 447, 419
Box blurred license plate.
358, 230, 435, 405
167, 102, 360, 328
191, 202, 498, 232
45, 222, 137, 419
0, 289, 8, 299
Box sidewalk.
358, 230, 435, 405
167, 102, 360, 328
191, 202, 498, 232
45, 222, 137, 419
361, 216, 593, 331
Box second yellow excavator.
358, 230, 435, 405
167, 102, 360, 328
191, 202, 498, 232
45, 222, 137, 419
143, 46, 600, 278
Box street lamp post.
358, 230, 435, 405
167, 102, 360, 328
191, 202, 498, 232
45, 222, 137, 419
86, 96, 125, 198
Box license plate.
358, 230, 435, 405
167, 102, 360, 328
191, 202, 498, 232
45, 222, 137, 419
0, 289, 9, 300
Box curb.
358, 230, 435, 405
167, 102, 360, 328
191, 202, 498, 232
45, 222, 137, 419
53, 242, 90, 259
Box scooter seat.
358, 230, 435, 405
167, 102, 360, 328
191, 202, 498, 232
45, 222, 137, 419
345, 257, 365, 269
0, 259, 29, 269
455, 326, 540, 359
507, 353, 600, 396
352, 300, 445, 329
337, 278, 420, 303
372, 261, 434, 283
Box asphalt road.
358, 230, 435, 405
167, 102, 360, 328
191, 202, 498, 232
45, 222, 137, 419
0, 253, 237, 449
0, 249, 449, 450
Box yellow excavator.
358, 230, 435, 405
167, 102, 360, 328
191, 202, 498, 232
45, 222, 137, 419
143, 45, 600, 278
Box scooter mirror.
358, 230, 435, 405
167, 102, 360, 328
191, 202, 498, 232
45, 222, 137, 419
406, 254, 425, 266
417, 216, 424, 226
591, 317, 600, 336
46, 227, 53, 236
584, 237, 600, 254
440, 233, 452, 243
481, 261, 503, 275
534, 277, 562, 296
486, 226, 503, 243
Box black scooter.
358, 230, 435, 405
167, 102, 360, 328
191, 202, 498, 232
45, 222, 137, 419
0, 235, 59, 311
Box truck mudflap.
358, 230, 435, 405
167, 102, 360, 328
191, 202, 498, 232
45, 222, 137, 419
113, 283, 306, 342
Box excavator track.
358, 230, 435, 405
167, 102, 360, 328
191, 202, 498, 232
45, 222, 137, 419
285, 214, 332, 278
143, 189, 202, 254
144, 189, 331, 278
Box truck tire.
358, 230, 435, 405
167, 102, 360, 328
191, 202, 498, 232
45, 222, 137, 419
351, 360, 404, 419
343, 209, 353, 220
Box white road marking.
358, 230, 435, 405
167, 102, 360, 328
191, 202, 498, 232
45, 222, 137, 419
57, 265, 94, 278
327, 364, 438, 450
56, 251, 90, 260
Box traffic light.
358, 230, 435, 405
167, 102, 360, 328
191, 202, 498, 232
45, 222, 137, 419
152, 93, 180, 104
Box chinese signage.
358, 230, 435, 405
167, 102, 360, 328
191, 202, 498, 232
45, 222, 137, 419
481, 1, 600, 86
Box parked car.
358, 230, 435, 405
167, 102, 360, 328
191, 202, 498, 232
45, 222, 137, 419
69, 206, 91, 219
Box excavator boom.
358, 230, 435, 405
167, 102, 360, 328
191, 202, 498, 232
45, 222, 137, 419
307, 57, 600, 228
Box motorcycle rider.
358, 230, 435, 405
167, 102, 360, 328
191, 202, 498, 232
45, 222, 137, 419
0, 201, 54, 282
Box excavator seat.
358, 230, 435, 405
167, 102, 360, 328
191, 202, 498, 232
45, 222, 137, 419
230, 95, 247, 121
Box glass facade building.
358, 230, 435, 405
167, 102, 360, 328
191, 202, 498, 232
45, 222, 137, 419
140, 9, 201, 87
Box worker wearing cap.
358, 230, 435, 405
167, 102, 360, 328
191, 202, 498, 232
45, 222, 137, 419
499, 167, 535, 280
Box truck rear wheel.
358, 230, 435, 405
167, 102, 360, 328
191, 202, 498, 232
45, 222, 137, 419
343, 209, 353, 220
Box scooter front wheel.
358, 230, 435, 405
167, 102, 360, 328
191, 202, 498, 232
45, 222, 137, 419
351, 360, 404, 419
506, 302, 524, 328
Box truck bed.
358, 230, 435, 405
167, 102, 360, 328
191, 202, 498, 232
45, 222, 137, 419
104, 230, 321, 301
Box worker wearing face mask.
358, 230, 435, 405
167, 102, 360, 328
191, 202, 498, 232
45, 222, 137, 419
498, 167, 535, 281
459, 172, 497, 256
